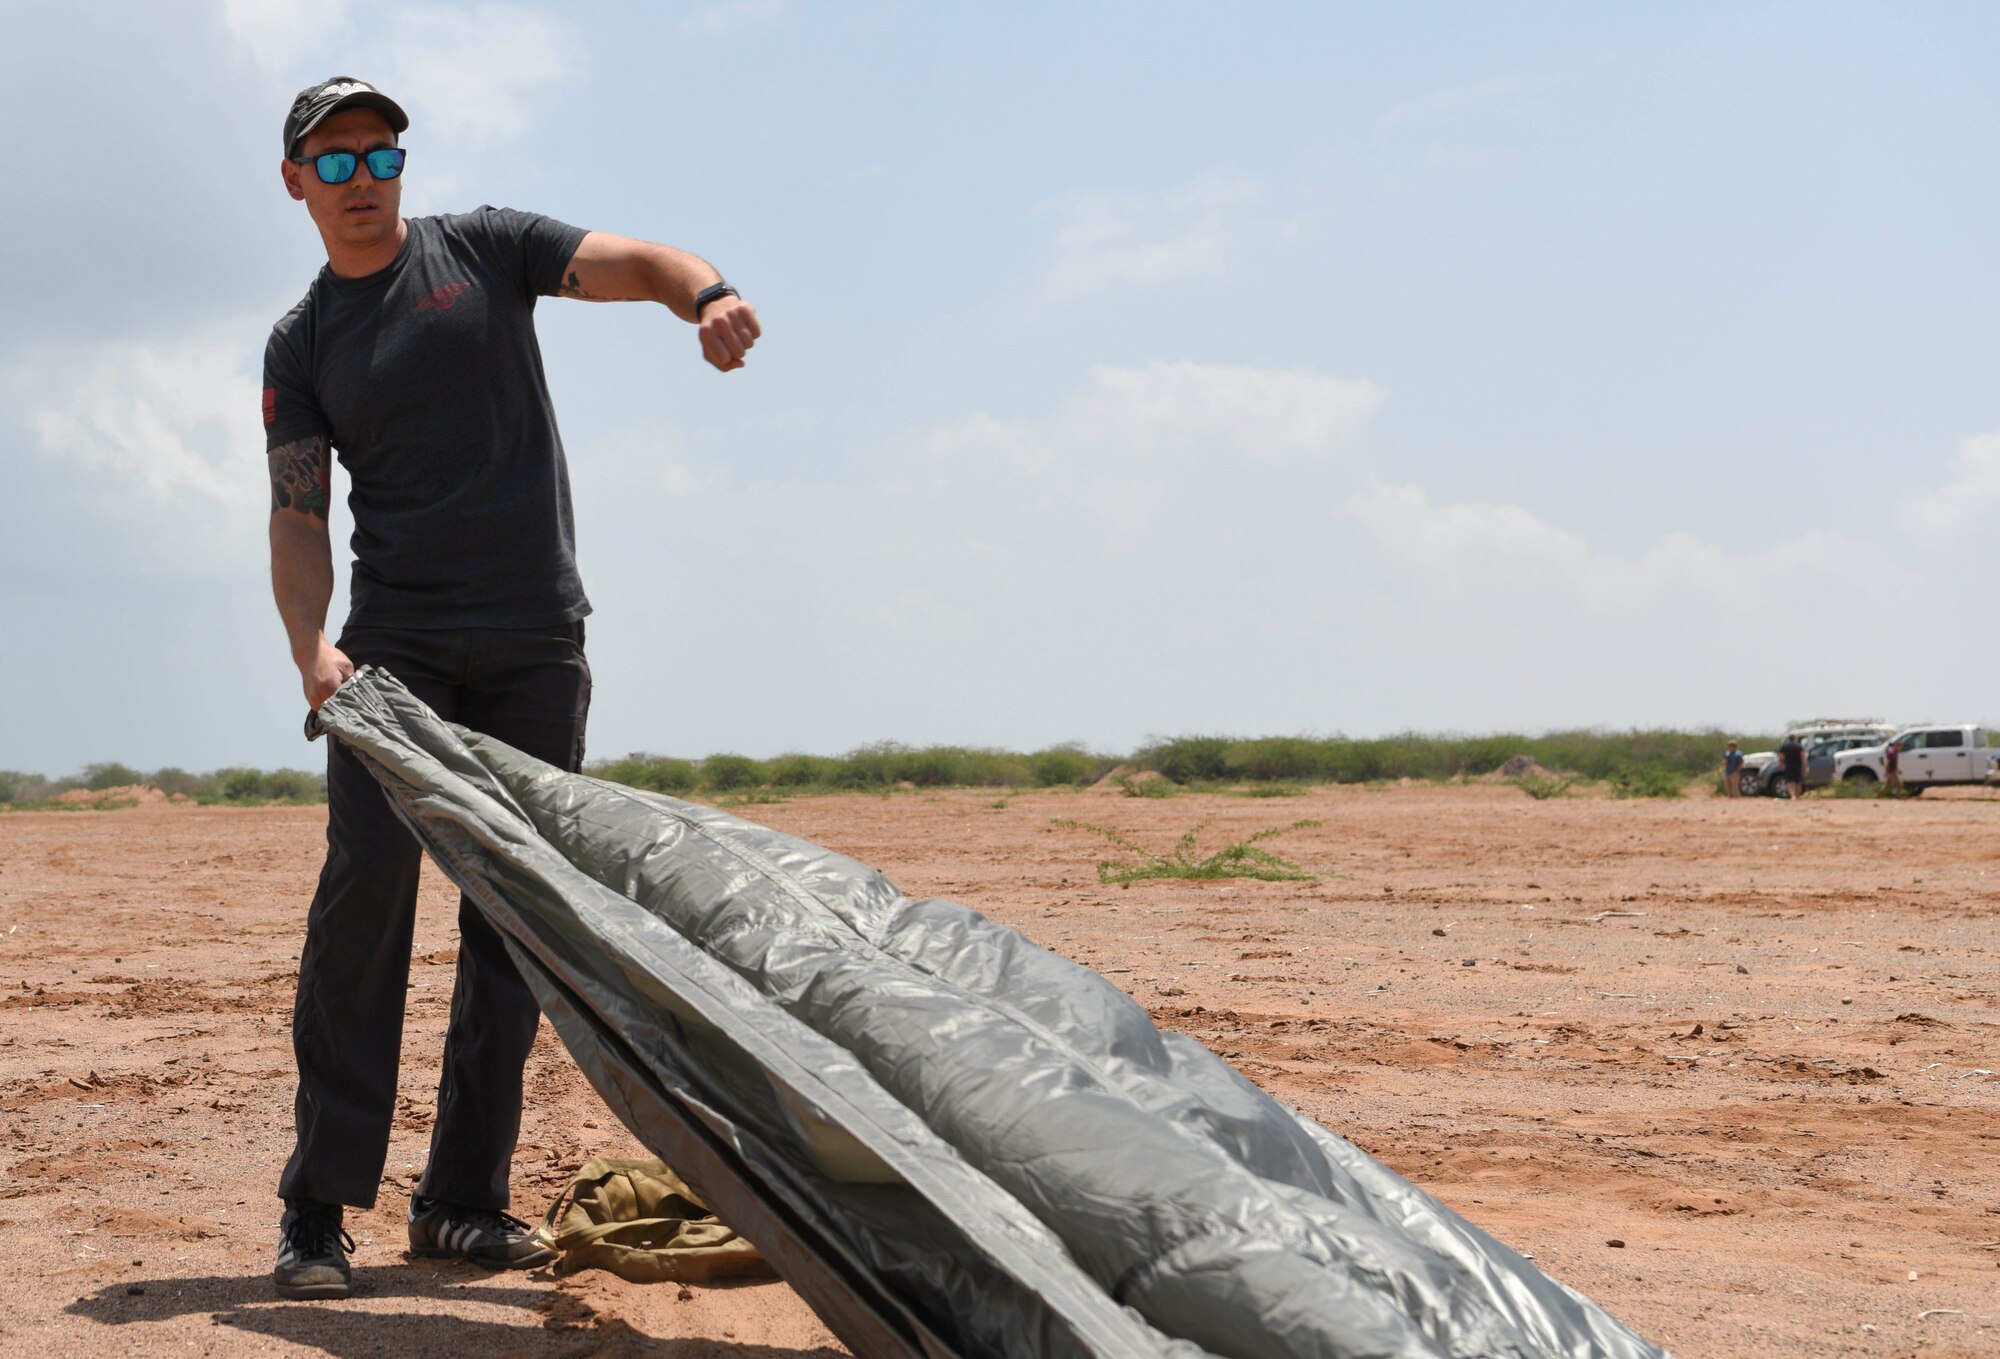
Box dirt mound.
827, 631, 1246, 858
51, 784, 169, 807
1495, 755, 1546, 779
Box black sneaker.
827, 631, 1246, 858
274, 1200, 354, 1300
406, 1194, 556, 1269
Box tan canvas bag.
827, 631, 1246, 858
540, 1155, 773, 1283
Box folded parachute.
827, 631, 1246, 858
312, 667, 1670, 1359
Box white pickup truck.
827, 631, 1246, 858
1833, 724, 2000, 791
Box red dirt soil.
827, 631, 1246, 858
1, 783, 1995, 1358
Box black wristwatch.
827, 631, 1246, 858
694, 281, 739, 320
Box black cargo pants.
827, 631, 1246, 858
279, 620, 590, 1212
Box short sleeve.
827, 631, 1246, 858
462, 205, 590, 301
263, 325, 330, 452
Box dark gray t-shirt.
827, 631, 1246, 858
263, 207, 592, 630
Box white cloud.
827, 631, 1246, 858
931, 361, 1381, 471
1028, 172, 1298, 308
1377, 77, 1524, 135
216, 1, 587, 199
1896, 431, 2000, 541
356, 5, 586, 163
1336, 482, 1917, 653
1072, 363, 1384, 466
220, 0, 355, 76
21, 340, 265, 515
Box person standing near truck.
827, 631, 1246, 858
1722, 741, 1744, 797
1777, 733, 1806, 799
264, 76, 760, 1301
1883, 739, 1904, 795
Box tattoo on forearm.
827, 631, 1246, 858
558, 269, 611, 301
268, 434, 331, 519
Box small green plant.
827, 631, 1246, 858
1517, 772, 1577, 800
1610, 767, 1685, 799
1051, 816, 1322, 883
1119, 775, 1178, 799
1821, 777, 1880, 800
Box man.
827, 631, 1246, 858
1722, 740, 1743, 797
1776, 732, 1806, 800
1883, 739, 1903, 795
264, 76, 760, 1300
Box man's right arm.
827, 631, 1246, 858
268, 433, 352, 709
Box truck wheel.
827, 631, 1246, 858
1766, 773, 1789, 797
1842, 768, 1877, 785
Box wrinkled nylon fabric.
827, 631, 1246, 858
313, 668, 1670, 1359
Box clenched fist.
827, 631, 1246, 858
699, 296, 761, 372
299, 638, 356, 710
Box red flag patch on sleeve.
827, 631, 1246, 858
261, 386, 277, 427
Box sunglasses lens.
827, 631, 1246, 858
315, 152, 357, 184
364, 148, 406, 180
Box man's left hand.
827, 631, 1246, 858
699, 297, 761, 372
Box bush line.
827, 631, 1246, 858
2, 728, 1772, 807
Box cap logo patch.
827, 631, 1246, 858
321, 81, 373, 99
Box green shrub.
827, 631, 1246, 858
1610, 767, 1685, 799
637, 759, 700, 794
955, 749, 1033, 788
1030, 747, 1096, 787
895, 747, 966, 787
701, 753, 766, 791
596, 757, 700, 794
835, 743, 904, 788
768, 754, 841, 787
219, 768, 268, 801
1518, 772, 1577, 800
262, 768, 325, 802
149, 767, 204, 798
1221, 738, 1323, 782
84, 761, 144, 790
1121, 775, 1179, 799
1136, 736, 1232, 784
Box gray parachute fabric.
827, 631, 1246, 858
312, 667, 1669, 1359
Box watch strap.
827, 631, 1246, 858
694, 282, 739, 320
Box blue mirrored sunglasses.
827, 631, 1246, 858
292, 147, 406, 185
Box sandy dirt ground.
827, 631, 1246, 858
1, 782, 1996, 1358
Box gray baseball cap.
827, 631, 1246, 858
284, 76, 409, 158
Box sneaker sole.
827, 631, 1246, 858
274, 1278, 352, 1300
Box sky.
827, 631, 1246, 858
3, 1, 1997, 775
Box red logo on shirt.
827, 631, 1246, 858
262, 386, 276, 427
414, 281, 474, 313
